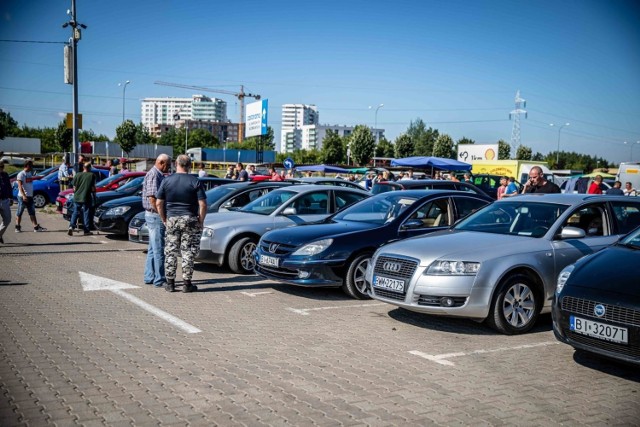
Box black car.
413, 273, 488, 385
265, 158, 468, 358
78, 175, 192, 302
95, 195, 144, 235
254, 190, 492, 299
371, 179, 491, 199
128, 180, 293, 243
553, 225, 640, 366
63, 176, 146, 221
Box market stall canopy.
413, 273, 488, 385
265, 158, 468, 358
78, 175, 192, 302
296, 164, 351, 173
581, 172, 616, 179
391, 156, 472, 171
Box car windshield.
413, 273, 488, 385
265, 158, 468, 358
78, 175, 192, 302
455, 201, 569, 238
333, 194, 417, 224
240, 189, 296, 215
205, 186, 237, 210
115, 176, 144, 192
619, 226, 640, 249
96, 174, 123, 187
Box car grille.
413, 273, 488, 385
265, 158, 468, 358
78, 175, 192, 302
561, 296, 640, 328
256, 264, 298, 279
565, 331, 640, 359
130, 217, 145, 228
373, 288, 406, 301
417, 295, 467, 307
259, 239, 298, 256
373, 256, 418, 279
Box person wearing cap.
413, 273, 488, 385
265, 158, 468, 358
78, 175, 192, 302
15, 160, 46, 232
0, 161, 12, 243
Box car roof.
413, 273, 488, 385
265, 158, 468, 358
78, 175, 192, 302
499, 193, 639, 205
270, 184, 368, 193
372, 189, 486, 198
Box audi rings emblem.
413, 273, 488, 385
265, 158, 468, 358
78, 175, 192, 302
383, 261, 402, 273
594, 304, 606, 318
269, 243, 279, 253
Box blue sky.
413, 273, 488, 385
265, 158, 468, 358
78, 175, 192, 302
1, 0, 639, 164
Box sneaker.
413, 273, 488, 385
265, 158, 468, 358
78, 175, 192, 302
164, 279, 175, 293
83, 231, 93, 236
67, 228, 73, 236
14, 225, 21, 233
182, 280, 198, 293
34, 225, 46, 232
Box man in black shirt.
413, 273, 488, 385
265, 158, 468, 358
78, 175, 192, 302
156, 155, 206, 293
522, 166, 560, 194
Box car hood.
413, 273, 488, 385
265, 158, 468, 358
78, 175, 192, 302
568, 245, 640, 295
378, 230, 541, 265
100, 195, 142, 208
262, 220, 377, 245
203, 211, 271, 229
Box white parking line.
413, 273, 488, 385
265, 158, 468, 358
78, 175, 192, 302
409, 341, 560, 366
241, 291, 273, 297
287, 303, 386, 316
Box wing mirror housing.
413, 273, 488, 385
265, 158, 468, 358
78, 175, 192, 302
560, 226, 585, 239
402, 219, 424, 229
282, 207, 297, 216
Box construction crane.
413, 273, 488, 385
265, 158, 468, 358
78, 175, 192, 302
154, 81, 260, 143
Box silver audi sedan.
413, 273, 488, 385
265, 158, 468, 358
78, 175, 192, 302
365, 194, 640, 334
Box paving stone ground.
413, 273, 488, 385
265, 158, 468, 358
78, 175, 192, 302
1, 207, 639, 426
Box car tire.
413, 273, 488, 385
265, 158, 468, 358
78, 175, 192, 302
341, 253, 373, 300
228, 237, 257, 274
486, 274, 540, 335
33, 192, 47, 208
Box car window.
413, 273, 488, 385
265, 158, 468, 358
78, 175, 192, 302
335, 190, 365, 210
454, 197, 489, 219
561, 204, 609, 236
292, 191, 329, 215
241, 190, 296, 215
610, 201, 640, 234
408, 198, 450, 228
453, 183, 479, 194
115, 176, 144, 192
371, 183, 399, 194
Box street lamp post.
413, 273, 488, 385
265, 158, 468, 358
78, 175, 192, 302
369, 104, 384, 144
550, 122, 570, 166
624, 141, 640, 162
118, 80, 130, 122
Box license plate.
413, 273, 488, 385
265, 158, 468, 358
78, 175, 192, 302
259, 254, 279, 267
129, 227, 138, 236
62, 207, 67, 215
93, 216, 99, 224
570, 315, 628, 344
373, 275, 405, 292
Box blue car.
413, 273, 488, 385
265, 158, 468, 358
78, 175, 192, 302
254, 190, 492, 299
13, 169, 109, 208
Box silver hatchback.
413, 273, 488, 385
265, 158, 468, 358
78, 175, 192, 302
365, 194, 640, 334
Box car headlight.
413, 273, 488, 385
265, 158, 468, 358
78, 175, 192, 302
426, 260, 480, 275
556, 265, 574, 294
202, 227, 214, 238
104, 206, 131, 216
292, 239, 333, 256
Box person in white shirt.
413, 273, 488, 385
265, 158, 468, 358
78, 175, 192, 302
198, 163, 207, 177
624, 182, 638, 196
15, 161, 46, 232
58, 159, 72, 191
401, 170, 414, 180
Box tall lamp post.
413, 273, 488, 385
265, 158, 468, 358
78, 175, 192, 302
118, 80, 130, 122
369, 103, 384, 144
624, 141, 640, 162
550, 122, 570, 166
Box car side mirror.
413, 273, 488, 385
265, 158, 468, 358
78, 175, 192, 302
282, 207, 297, 216
402, 219, 424, 229
560, 226, 585, 239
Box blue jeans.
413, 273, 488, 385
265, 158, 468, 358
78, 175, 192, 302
70, 201, 92, 233
144, 212, 165, 286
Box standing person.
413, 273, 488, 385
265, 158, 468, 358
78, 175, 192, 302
587, 175, 604, 194
463, 173, 473, 183
15, 160, 46, 232
106, 160, 117, 177
224, 165, 235, 179
0, 161, 12, 243
235, 162, 249, 181
269, 167, 283, 181
58, 159, 72, 191
156, 155, 206, 293
198, 162, 207, 177
623, 182, 637, 196
68, 162, 96, 236
502, 176, 519, 198
121, 162, 129, 173
522, 166, 561, 194
496, 176, 508, 200
606, 181, 624, 195
142, 154, 171, 288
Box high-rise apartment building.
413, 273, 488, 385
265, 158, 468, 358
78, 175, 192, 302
280, 104, 319, 152
141, 95, 227, 130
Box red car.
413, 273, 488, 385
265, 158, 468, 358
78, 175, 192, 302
56, 171, 146, 212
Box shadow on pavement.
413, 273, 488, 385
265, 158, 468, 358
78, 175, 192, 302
387, 308, 554, 336
0, 280, 28, 286
572, 350, 640, 381
272, 285, 353, 302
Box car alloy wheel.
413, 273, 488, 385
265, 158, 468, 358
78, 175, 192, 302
33, 193, 47, 208
487, 273, 540, 335
228, 237, 258, 274
342, 253, 373, 300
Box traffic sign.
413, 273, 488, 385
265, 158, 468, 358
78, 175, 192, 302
283, 158, 295, 170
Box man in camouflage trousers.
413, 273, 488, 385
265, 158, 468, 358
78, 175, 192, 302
156, 155, 207, 293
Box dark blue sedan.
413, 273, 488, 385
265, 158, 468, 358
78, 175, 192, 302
254, 190, 492, 299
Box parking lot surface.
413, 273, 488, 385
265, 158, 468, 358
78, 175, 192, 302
1, 207, 639, 426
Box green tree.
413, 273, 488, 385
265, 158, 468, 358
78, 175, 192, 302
457, 137, 475, 145
515, 145, 532, 160
135, 123, 155, 148
375, 137, 395, 158
498, 139, 511, 160
243, 126, 275, 151
406, 118, 439, 156
349, 125, 375, 166
432, 134, 455, 158
0, 109, 19, 140
394, 134, 413, 158
321, 130, 345, 164
55, 121, 73, 153
79, 129, 110, 142
115, 120, 138, 156
186, 128, 212, 149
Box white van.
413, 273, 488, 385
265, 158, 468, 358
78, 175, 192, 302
616, 162, 640, 195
